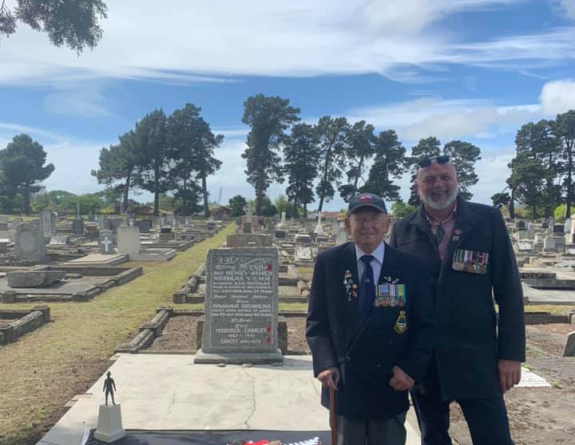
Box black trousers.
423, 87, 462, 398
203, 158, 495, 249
411, 361, 514, 445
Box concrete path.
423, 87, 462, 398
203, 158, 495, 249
37, 354, 420, 445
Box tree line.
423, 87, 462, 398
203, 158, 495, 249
92, 104, 222, 216
494, 110, 575, 219
241, 94, 481, 217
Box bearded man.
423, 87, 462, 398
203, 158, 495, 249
389, 156, 525, 445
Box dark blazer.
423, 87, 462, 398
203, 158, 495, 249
389, 197, 526, 401
306, 241, 435, 421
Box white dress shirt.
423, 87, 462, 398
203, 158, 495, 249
355, 241, 385, 284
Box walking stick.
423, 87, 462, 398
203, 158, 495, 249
329, 385, 337, 445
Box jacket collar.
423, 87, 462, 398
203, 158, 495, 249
408, 195, 477, 233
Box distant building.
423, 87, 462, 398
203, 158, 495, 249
209, 203, 232, 219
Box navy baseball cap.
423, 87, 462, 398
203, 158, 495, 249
348, 193, 388, 214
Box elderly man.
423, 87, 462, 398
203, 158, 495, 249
307, 193, 435, 445
390, 156, 525, 445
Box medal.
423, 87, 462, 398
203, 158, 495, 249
394, 310, 407, 334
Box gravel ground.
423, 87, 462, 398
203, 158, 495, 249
450, 324, 575, 445
148, 315, 311, 354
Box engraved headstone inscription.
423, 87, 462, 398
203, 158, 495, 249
195, 247, 282, 364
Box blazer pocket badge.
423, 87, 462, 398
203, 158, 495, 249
452, 249, 489, 275
343, 270, 357, 301
394, 310, 407, 334
375, 283, 406, 307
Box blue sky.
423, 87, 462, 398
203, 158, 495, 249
1, 0, 575, 211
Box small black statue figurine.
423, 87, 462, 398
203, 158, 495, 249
103, 371, 117, 406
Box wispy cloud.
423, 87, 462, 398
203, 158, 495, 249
551, 0, 575, 19
0, 0, 565, 86
0, 122, 67, 143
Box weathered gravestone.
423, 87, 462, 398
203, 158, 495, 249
14, 223, 46, 262
0, 219, 8, 231
336, 227, 348, 245
226, 234, 273, 248
99, 230, 115, 254
563, 332, 575, 357
49, 235, 70, 246
139, 219, 152, 234
117, 226, 140, 258
72, 218, 84, 235
40, 209, 56, 238
195, 247, 282, 364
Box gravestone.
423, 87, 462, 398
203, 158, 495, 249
12, 218, 23, 229
40, 209, 56, 239
159, 227, 174, 241
277, 211, 287, 229
14, 222, 46, 262
139, 219, 152, 234
541, 221, 549, 229
563, 332, 575, 357
49, 235, 70, 246
0, 220, 8, 231
226, 234, 273, 248
117, 226, 140, 258
295, 246, 313, 261
72, 218, 84, 235
275, 230, 286, 239
195, 247, 282, 364
294, 234, 312, 245
553, 224, 564, 234
99, 230, 115, 255
336, 227, 348, 245
516, 220, 526, 231
314, 212, 324, 235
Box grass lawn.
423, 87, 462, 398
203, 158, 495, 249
0, 223, 235, 445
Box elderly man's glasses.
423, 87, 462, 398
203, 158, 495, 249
418, 155, 450, 168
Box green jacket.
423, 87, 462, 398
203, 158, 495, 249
389, 196, 525, 400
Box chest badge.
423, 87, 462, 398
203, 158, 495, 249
343, 270, 357, 301
394, 310, 407, 334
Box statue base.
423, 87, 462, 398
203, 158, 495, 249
94, 403, 125, 443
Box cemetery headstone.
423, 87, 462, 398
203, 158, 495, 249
14, 222, 46, 262
49, 235, 70, 246
227, 234, 273, 248
553, 224, 564, 234
99, 230, 115, 255
516, 220, 526, 231
195, 247, 282, 364
563, 332, 575, 357
295, 245, 313, 261
40, 209, 56, 238
275, 230, 287, 239
72, 218, 84, 235
336, 227, 348, 245
314, 212, 324, 235
0, 219, 8, 231
139, 219, 152, 233
117, 226, 140, 258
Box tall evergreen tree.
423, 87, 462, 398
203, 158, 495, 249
338, 121, 376, 202
0, 134, 54, 214
91, 130, 140, 212
283, 123, 320, 218
443, 140, 481, 201
241, 94, 300, 215
515, 120, 561, 218
407, 137, 442, 206
554, 111, 575, 218
360, 130, 407, 201
315, 116, 350, 212
133, 109, 172, 216
167, 104, 223, 216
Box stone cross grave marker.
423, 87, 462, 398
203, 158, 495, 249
195, 247, 281, 364
15, 222, 46, 262
99, 230, 115, 254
